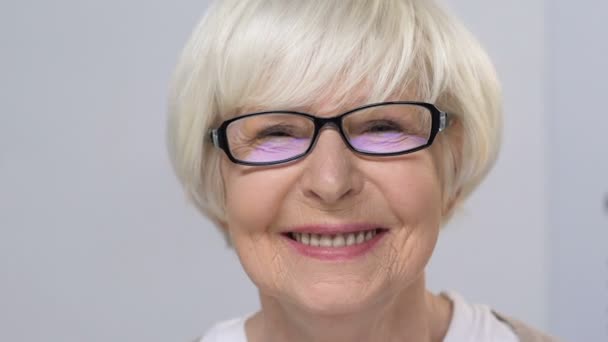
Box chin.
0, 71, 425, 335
289, 280, 383, 316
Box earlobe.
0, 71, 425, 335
219, 220, 229, 232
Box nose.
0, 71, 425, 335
300, 126, 364, 206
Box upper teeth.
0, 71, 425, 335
291, 229, 378, 247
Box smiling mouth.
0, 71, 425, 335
283, 228, 389, 248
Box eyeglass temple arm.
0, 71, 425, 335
209, 129, 220, 147
438, 112, 449, 132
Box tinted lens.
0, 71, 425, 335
226, 113, 314, 163
343, 104, 432, 154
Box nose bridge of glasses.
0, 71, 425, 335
307, 116, 354, 157
314, 115, 342, 129
312, 115, 348, 142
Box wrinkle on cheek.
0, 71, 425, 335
352, 234, 402, 298
384, 232, 407, 276
380, 225, 424, 281
270, 248, 290, 289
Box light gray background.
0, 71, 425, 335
545, 1, 608, 340
0, 0, 605, 341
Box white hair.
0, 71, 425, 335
167, 0, 502, 234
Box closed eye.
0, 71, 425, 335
256, 125, 299, 139
361, 120, 403, 133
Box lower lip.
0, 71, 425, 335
282, 231, 388, 261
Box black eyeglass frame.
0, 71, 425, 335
209, 101, 450, 166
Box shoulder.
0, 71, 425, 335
442, 290, 519, 342
442, 290, 561, 342
195, 317, 248, 342
492, 311, 563, 342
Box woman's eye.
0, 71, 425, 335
256, 126, 297, 139
262, 130, 292, 137
364, 121, 402, 133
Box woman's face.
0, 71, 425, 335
220, 99, 444, 315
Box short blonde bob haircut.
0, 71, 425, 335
167, 0, 502, 234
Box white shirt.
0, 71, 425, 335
199, 291, 519, 342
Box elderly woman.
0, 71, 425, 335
167, 0, 557, 341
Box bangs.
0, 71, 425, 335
212, 0, 439, 118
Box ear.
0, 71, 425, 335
218, 220, 229, 232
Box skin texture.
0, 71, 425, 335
220, 99, 453, 342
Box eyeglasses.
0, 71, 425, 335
209, 101, 449, 166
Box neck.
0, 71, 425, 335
245, 274, 453, 342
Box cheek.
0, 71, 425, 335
372, 155, 443, 224
222, 162, 298, 235
366, 155, 443, 278
221, 162, 296, 292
